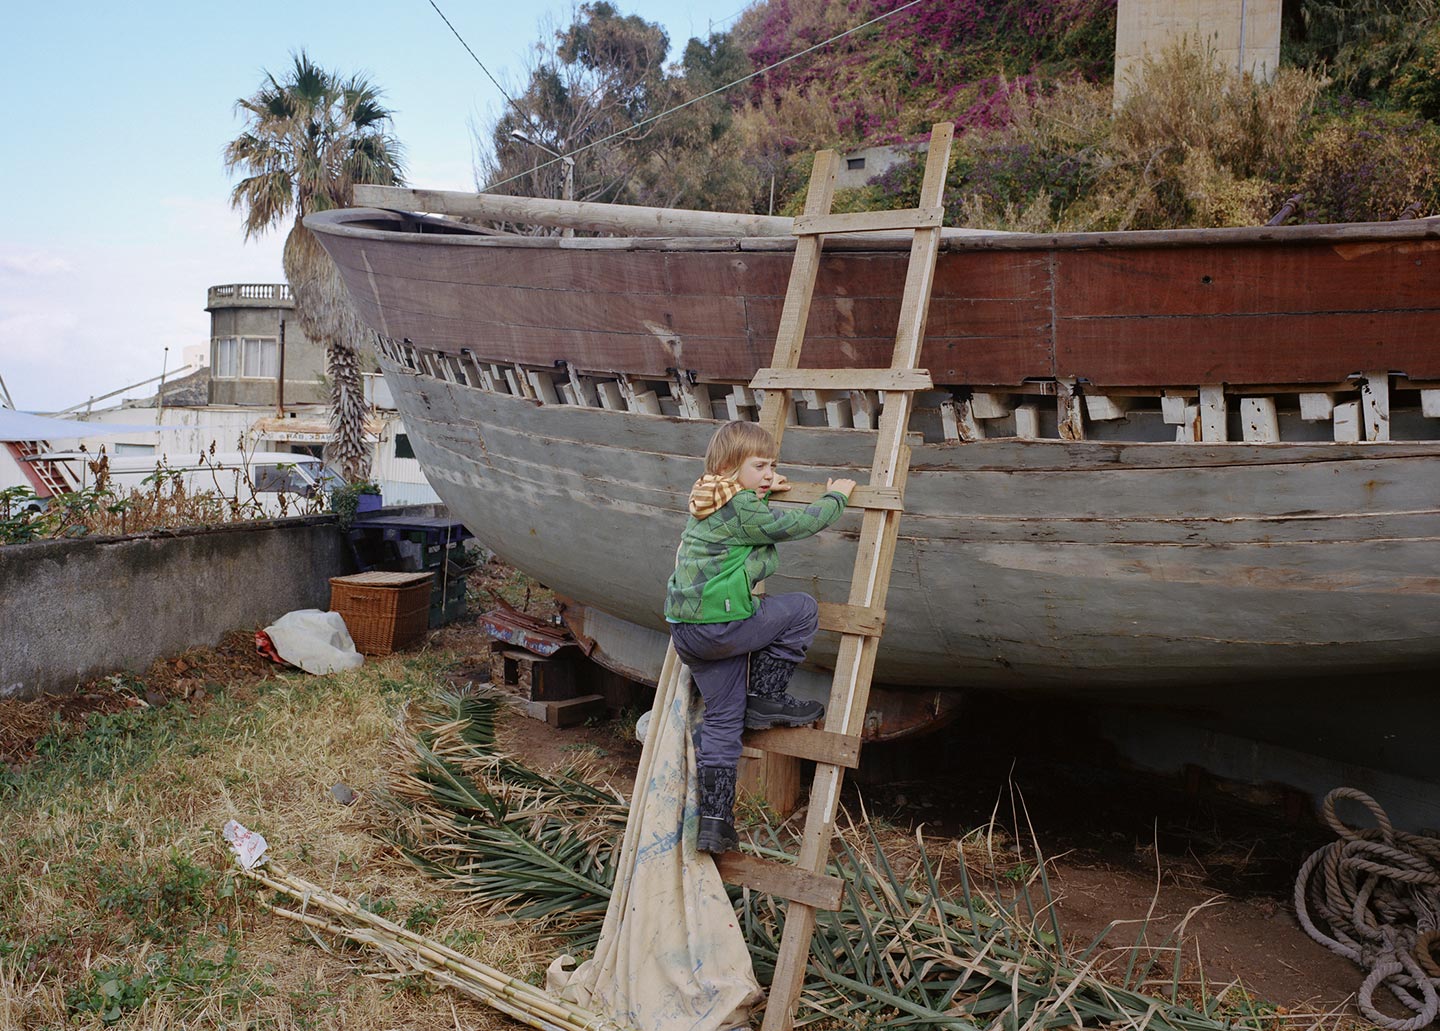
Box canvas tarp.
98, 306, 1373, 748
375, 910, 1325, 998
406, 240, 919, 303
547, 647, 762, 1030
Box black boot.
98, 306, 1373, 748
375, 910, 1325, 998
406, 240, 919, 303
745, 652, 826, 730
696, 763, 738, 854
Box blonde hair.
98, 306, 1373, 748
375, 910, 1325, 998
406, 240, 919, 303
704, 421, 778, 476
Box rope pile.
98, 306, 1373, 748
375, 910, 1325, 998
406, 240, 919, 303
1294, 787, 1440, 1030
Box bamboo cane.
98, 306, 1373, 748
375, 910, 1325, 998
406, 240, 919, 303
244, 865, 630, 1031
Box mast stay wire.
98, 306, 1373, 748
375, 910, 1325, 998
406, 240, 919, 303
423, 0, 929, 195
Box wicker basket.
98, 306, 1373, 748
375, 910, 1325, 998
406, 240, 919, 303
329, 571, 434, 656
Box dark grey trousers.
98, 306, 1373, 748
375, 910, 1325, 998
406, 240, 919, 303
669, 593, 819, 767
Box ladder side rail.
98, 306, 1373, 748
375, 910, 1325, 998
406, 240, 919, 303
758, 123, 953, 1031
756, 150, 839, 441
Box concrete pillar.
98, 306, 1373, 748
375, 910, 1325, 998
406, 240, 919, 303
1114, 0, 1282, 104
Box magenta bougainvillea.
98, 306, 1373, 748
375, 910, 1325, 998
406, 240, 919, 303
746, 0, 1115, 143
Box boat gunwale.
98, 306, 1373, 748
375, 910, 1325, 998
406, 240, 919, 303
307, 206, 1440, 253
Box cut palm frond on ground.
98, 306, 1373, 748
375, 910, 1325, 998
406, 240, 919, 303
369, 690, 1259, 1030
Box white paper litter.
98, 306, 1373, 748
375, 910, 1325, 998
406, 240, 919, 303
264, 609, 364, 675
223, 820, 269, 870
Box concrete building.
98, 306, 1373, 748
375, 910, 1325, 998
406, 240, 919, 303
206, 283, 327, 406
834, 144, 915, 191
1114, 0, 1282, 103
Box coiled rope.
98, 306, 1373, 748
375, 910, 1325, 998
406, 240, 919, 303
1294, 788, 1440, 1029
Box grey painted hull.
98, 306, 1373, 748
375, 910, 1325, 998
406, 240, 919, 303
385, 356, 1440, 691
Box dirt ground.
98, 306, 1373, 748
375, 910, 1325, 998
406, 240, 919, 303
3, 609, 1373, 1024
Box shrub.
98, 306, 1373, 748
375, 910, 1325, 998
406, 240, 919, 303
1285, 100, 1440, 222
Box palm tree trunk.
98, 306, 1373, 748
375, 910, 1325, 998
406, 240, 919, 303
283, 223, 373, 482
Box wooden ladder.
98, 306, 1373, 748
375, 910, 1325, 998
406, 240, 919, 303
714, 122, 955, 1027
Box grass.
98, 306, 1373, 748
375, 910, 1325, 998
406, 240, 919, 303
0, 650, 533, 1030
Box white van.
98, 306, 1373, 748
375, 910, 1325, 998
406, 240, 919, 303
38, 450, 338, 517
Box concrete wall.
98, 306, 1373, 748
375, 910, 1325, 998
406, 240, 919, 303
1114, 0, 1282, 103
0, 516, 350, 699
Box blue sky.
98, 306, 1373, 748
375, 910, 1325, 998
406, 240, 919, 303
1, 1, 742, 412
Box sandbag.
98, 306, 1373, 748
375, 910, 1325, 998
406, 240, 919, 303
263, 609, 364, 675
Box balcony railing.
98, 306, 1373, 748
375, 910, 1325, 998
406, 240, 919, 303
208, 283, 294, 304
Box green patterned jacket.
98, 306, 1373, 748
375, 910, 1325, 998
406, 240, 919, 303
664, 488, 848, 624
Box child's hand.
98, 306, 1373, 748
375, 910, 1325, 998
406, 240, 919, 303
826, 477, 857, 499
769, 474, 791, 493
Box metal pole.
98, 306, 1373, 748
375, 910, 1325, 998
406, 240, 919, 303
277, 317, 287, 417
561, 157, 576, 239
156, 347, 169, 426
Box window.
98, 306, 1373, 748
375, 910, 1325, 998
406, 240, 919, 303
214, 338, 239, 378
241, 337, 279, 378
394, 433, 415, 459
847, 156, 866, 170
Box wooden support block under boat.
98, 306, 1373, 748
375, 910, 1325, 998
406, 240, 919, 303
1424, 389, 1440, 418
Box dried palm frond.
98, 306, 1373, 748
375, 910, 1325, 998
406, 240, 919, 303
374, 690, 1246, 1030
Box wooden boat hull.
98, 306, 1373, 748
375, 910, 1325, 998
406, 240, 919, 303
306, 206, 1440, 690
384, 360, 1440, 689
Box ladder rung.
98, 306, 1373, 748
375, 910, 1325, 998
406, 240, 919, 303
752, 368, 933, 393
745, 725, 861, 768
714, 852, 844, 910
816, 601, 885, 637
792, 206, 944, 236
777, 482, 904, 511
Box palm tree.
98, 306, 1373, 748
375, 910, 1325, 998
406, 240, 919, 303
225, 52, 404, 481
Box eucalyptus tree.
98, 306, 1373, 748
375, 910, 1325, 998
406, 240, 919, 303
225, 52, 405, 480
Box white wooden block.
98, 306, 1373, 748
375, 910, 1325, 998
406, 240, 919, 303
1161, 394, 1190, 425
502, 369, 522, 397
1175, 405, 1200, 442
513, 364, 538, 400
800, 389, 840, 409
1240, 397, 1280, 442
955, 399, 985, 442
673, 378, 711, 420
1013, 402, 1042, 439
1299, 392, 1335, 421
1333, 400, 1362, 443
849, 390, 879, 429
559, 383, 579, 406
1361, 371, 1390, 441
939, 400, 960, 442
730, 385, 757, 407
970, 392, 1013, 420
596, 381, 625, 411
1199, 385, 1228, 442
567, 367, 599, 407
526, 371, 561, 405
824, 398, 852, 428
1084, 394, 1133, 420
1422, 389, 1440, 418
1057, 391, 1085, 441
